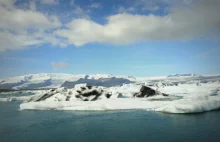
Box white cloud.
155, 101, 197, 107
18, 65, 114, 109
0, 0, 61, 51
0, 0, 15, 9
1, 0, 220, 52
138, 0, 160, 11
88, 3, 102, 9
70, 0, 74, 6
0, 31, 43, 52
55, 0, 220, 46
29, 1, 36, 10
0, 8, 60, 30
117, 6, 135, 13
39, 0, 59, 5
74, 6, 86, 14
51, 62, 70, 69
142, 5, 159, 11
54, 19, 103, 46
72, 5, 91, 19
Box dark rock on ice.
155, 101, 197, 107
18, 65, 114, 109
117, 93, 127, 98
36, 93, 55, 102
105, 93, 112, 98
133, 86, 168, 98
75, 85, 111, 101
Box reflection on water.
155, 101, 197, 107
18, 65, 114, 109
0, 102, 220, 142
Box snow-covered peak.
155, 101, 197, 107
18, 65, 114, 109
167, 74, 203, 78
127, 76, 136, 80
84, 74, 113, 80
0, 73, 69, 84
0, 73, 125, 89
1, 73, 219, 90
0, 73, 84, 89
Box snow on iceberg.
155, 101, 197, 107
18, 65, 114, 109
20, 83, 220, 114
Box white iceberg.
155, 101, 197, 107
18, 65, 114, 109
19, 82, 220, 114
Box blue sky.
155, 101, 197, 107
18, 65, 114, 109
0, 0, 220, 77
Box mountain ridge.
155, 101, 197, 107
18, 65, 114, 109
1, 73, 220, 89
0, 73, 133, 89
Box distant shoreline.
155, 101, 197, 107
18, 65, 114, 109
0, 88, 55, 93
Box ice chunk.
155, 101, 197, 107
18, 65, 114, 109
19, 83, 220, 114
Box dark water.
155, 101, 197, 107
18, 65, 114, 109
1, 102, 220, 142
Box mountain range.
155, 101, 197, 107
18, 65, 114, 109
0, 73, 219, 89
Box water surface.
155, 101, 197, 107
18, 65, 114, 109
0, 101, 220, 142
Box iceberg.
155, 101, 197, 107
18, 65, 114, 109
19, 82, 220, 114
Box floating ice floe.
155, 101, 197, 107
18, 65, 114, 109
19, 83, 220, 114
0, 96, 34, 102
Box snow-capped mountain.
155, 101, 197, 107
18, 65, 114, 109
0, 73, 83, 89
84, 74, 113, 80
167, 74, 203, 78
0, 73, 132, 89
62, 74, 134, 88
1, 73, 220, 90
61, 76, 133, 88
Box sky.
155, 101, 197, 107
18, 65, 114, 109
0, 0, 220, 77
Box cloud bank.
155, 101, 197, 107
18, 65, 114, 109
0, 0, 220, 51
0, 0, 61, 52
55, 0, 220, 46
